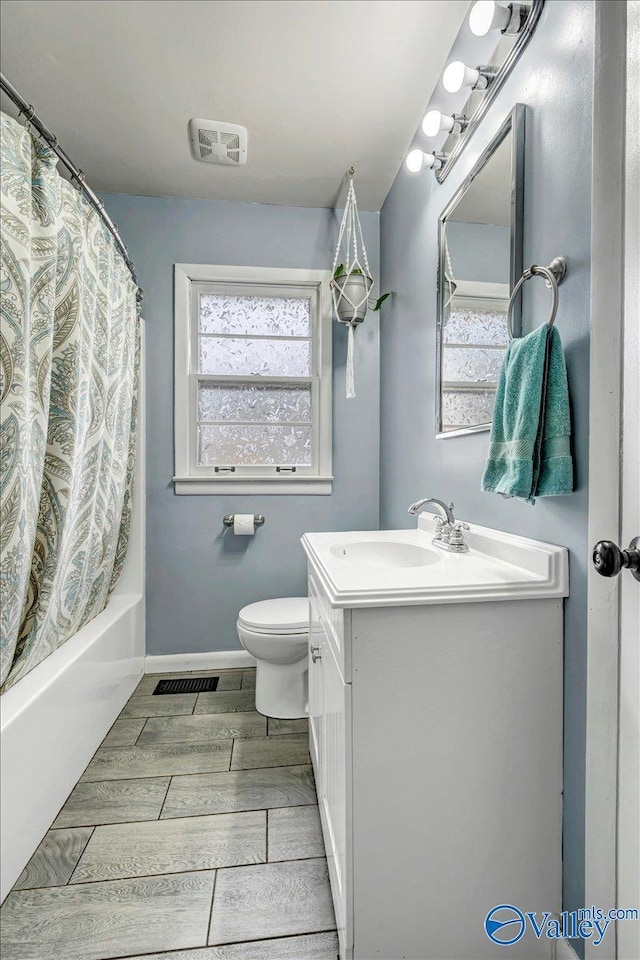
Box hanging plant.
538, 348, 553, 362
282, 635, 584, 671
330, 170, 391, 398
332, 264, 390, 322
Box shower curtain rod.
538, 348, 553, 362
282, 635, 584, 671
0, 72, 143, 302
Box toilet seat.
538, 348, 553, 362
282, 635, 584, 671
238, 597, 308, 636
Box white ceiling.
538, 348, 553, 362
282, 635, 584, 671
0, 0, 470, 211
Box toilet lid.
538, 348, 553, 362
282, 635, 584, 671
238, 597, 309, 635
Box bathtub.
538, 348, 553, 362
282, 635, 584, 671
0, 325, 146, 903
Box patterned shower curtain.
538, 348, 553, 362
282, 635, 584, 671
0, 112, 139, 692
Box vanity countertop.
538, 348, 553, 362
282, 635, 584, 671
301, 514, 569, 608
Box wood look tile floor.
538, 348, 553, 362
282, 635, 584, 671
1, 668, 338, 960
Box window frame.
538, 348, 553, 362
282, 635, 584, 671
174, 264, 333, 495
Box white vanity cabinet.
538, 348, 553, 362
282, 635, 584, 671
303, 520, 568, 960
309, 572, 352, 946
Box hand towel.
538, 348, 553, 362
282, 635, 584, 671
481, 323, 573, 504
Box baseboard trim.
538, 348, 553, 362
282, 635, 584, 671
144, 650, 256, 674
556, 938, 580, 960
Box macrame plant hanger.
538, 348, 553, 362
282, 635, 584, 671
330, 168, 373, 399
443, 235, 457, 309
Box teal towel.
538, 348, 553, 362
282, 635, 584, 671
481, 324, 573, 504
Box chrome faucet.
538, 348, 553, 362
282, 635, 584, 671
408, 498, 455, 524
407, 498, 470, 553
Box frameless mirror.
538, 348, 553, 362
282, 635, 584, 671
436, 104, 524, 438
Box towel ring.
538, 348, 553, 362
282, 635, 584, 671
507, 257, 567, 340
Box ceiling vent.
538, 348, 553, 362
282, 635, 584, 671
189, 118, 248, 166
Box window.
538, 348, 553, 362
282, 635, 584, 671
174, 265, 332, 494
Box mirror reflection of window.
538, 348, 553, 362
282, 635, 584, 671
440, 274, 509, 433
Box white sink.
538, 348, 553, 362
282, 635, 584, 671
330, 539, 440, 569
301, 517, 569, 608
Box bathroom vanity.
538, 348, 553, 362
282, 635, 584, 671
302, 514, 568, 960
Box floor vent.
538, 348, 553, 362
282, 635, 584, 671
153, 677, 219, 695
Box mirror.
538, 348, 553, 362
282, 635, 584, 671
436, 104, 524, 438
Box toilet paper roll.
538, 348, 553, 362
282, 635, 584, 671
233, 514, 255, 536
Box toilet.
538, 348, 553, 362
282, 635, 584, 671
236, 597, 309, 719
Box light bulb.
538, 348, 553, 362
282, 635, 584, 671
469, 1, 513, 37
442, 60, 492, 93
406, 149, 428, 173
443, 61, 478, 93
406, 150, 443, 173
422, 110, 455, 138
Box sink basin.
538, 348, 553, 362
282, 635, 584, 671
330, 539, 440, 569
303, 520, 569, 608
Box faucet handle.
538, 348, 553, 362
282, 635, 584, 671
449, 521, 470, 552
433, 517, 449, 542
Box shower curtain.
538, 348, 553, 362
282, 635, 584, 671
0, 112, 139, 692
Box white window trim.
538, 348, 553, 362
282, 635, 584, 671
173, 263, 333, 495
448, 279, 510, 313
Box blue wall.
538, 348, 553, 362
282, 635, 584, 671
102, 193, 380, 657
379, 0, 594, 938
446, 221, 510, 284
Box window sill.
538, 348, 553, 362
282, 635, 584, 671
172, 476, 334, 496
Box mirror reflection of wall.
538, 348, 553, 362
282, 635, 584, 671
437, 105, 524, 437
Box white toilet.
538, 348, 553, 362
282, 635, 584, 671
236, 597, 309, 719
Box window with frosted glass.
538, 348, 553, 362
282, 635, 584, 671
197, 295, 314, 467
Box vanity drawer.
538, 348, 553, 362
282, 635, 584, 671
308, 572, 351, 683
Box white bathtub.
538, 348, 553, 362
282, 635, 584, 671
0, 593, 144, 900
0, 324, 146, 903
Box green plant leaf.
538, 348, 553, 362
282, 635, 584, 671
333, 264, 368, 279
372, 292, 391, 311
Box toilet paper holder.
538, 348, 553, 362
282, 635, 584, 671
223, 514, 265, 527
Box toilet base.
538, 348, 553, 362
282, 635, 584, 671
255, 658, 308, 719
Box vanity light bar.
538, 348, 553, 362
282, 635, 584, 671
405, 58, 499, 174
404, 0, 536, 179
